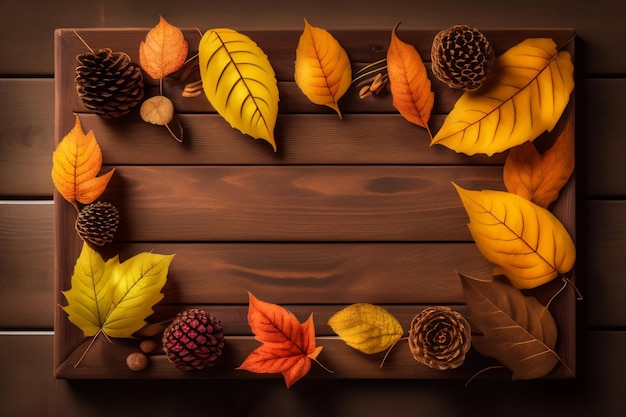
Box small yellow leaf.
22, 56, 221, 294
453, 183, 576, 289
387, 23, 434, 137
294, 19, 352, 118
328, 303, 403, 354
140, 95, 174, 125
199, 28, 279, 151
51, 114, 115, 206
432, 38, 574, 156
139, 16, 189, 80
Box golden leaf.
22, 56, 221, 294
459, 274, 564, 379
199, 28, 279, 151
453, 183, 576, 289
61, 242, 174, 339
51, 114, 115, 207
503, 116, 575, 208
328, 303, 404, 354
139, 16, 189, 80
387, 23, 434, 137
432, 38, 574, 156
294, 19, 352, 118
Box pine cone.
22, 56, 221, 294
75, 201, 120, 246
162, 309, 225, 371
75, 48, 144, 118
431, 25, 495, 91
408, 306, 471, 370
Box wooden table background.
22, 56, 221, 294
1, 0, 624, 415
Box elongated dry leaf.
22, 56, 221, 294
238, 292, 324, 388
432, 38, 574, 156
294, 19, 352, 118
139, 16, 188, 80
52, 114, 114, 207
459, 273, 561, 379
61, 242, 174, 339
387, 23, 434, 137
504, 116, 575, 208
328, 303, 404, 354
453, 183, 576, 289
199, 28, 279, 151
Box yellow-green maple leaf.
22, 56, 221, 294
62, 243, 174, 338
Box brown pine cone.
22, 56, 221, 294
408, 306, 471, 370
75, 201, 120, 246
431, 25, 495, 91
75, 48, 144, 118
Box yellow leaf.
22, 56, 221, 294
453, 183, 575, 289
294, 19, 352, 118
199, 28, 279, 151
139, 16, 189, 80
387, 23, 434, 137
51, 114, 115, 206
61, 242, 174, 339
432, 38, 574, 156
61, 243, 119, 337
328, 303, 403, 354
102, 251, 175, 338
503, 116, 575, 208
140, 95, 174, 125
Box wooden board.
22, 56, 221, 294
53, 28, 577, 379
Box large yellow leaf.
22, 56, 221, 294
432, 38, 574, 156
294, 19, 352, 118
61, 242, 174, 338
51, 115, 115, 207
387, 23, 434, 137
453, 183, 575, 289
199, 28, 279, 151
328, 303, 404, 354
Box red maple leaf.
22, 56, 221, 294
238, 292, 325, 388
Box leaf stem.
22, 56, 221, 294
73, 31, 95, 54
380, 336, 408, 368
312, 357, 334, 374
73, 330, 102, 368
465, 365, 506, 387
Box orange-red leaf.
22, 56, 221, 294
238, 292, 322, 388
387, 23, 434, 138
51, 115, 114, 206
139, 16, 188, 80
503, 116, 574, 208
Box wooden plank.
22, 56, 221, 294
0, 202, 54, 329
585, 79, 626, 197
0, 79, 55, 197
587, 201, 626, 327
95, 165, 505, 242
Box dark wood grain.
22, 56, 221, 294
0, 79, 55, 197
0, 202, 54, 329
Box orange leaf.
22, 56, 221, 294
139, 16, 188, 80
503, 116, 574, 208
238, 292, 323, 388
294, 19, 352, 118
387, 23, 434, 138
51, 115, 114, 206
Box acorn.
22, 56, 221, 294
430, 25, 495, 91
75, 201, 120, 246
162, 309, 225, 371
75, 47, 144, 118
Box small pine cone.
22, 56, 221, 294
162, 309, 225, 371
75, 48, 144, 118
431, 25, 495, 91
75, 201, 120, 246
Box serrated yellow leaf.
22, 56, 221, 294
61, 243, 120, 337
51, 114, 115, 206
432, 38, 574, 156
453, 183, 575, 289
198, 28, 279, 151
294, 19, 352, 118
102, 251, 174, 338
328, 303, 403, 354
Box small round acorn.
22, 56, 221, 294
126, 351, 149, 371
